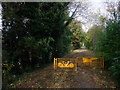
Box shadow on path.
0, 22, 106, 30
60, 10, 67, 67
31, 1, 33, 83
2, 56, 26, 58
14, 49, 116, 88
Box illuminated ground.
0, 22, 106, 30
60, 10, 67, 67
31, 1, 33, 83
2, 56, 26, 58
13, 49, 116, 88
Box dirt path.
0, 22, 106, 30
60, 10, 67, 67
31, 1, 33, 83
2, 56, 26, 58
13, 49, 116, 88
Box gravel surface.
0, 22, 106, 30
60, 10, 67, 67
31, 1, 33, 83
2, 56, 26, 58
13, 49, 116, 88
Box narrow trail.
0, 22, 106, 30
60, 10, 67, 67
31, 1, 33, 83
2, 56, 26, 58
13, 49, 116, 88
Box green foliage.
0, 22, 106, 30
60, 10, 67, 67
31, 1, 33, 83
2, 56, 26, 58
85, 25, 103, 50
68, 21, 85, 49
97, 20, 120, 86
84, 12, 120, 86
109, 56, 120, 86
2, 2, 72, 88
84, 34, 91, 49
91, 17, 120, 86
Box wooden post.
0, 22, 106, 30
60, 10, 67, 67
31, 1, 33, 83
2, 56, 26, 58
75, 57, 78, 71
54, 58, 57, 70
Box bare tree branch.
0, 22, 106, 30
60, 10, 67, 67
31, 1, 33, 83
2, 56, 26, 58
65, 3, 80, 26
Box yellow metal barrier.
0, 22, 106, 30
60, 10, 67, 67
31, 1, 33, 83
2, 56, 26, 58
54, 57, 104, 71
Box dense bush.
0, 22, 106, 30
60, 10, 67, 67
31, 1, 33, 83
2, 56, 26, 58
96, 19, 120, 86
85, 25, 103, 50
68, 21, 85, 49
2, 2, 72, 88
85, 14, 120, 86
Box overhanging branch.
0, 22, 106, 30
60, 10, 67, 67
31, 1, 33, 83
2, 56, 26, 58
65, 4, 80, 27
